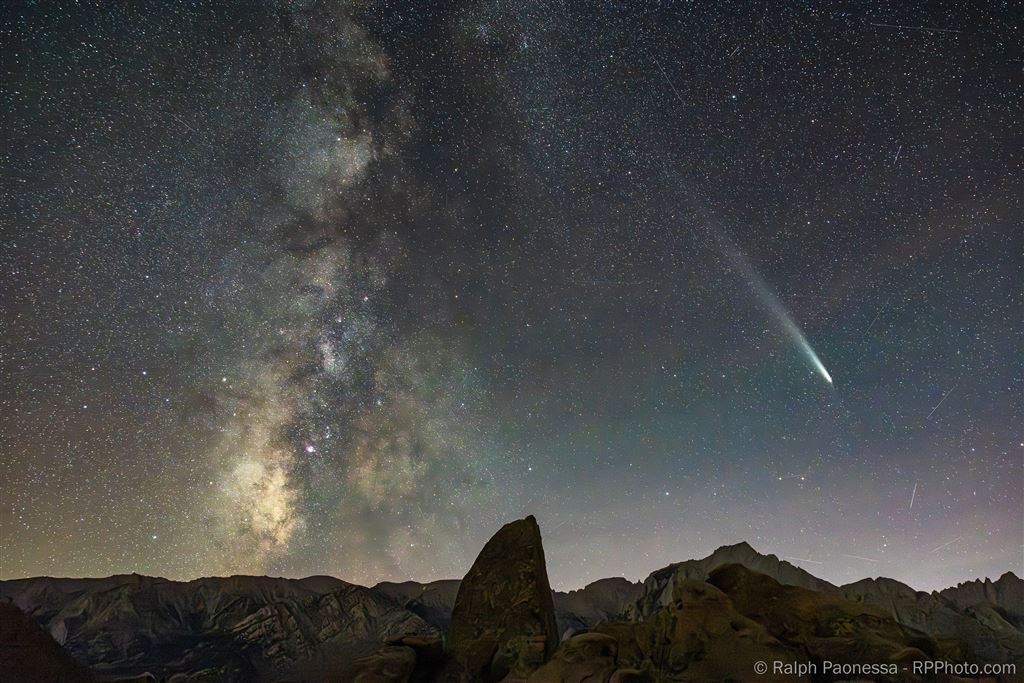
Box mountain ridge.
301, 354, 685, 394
3, 536, 1021, 681
2, 542, 1015, 600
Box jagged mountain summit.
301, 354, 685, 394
625, 540, 837, 619
938, 573, 1024, 629
1, 521, 1021, 681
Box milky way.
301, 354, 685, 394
189, 4, 513, 580
196, 8, 444, 574
2, 1, 1020, 591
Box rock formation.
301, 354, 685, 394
0, 601, 93, 682
447, 515, 560, 681
709, 564, 930, 670
525, 632, 623, 682
938, 572, 1024, 629
592, 577, 802, 682
841, 574, 1024, 664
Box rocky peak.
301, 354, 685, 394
628, 540, 836, 619
553, 577, 644, 634
937, 571, 1024, 628
842, 575, 923, 601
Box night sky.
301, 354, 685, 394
2, 1, 1021, 592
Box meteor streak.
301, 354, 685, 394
726, 247, 834, 385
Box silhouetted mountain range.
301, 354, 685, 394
1, 517, 1021, 681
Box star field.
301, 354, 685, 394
1, 1, 1021, 591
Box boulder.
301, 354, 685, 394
347, 644, 417, 683
448, 515, 559, 681
526, 632, 619, 682
610, 577, 801, 682
0, 601, 93, 682
533, 576, 800, 683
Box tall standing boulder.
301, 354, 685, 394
448, 516, 559, 681
0, 602, 93, 682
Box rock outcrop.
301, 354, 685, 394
447, 515, 560, 681
525, 632, 623, 682
593, 577, 802, 682
342, 634, 446, 683
346, 644, 418, 683
0, 601, 93, 682
938, 572, 1024, 629
709, 564, 931, 670
841, 574, 1024, 665
525, 573, 805, 682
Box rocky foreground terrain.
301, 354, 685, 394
1, 516, 1021, 682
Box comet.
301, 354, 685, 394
726, 247, 834, 385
